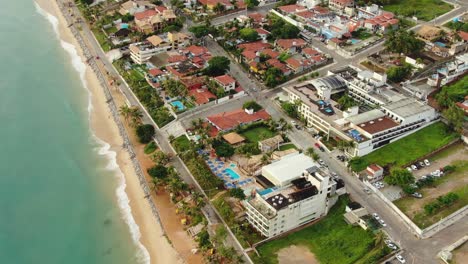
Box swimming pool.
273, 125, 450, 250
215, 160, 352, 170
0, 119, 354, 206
350, 39, 360, 45
224, 168, 240, 180
170, 100, 185, 111
434, 42, 446, 47
258, 187, 277, 196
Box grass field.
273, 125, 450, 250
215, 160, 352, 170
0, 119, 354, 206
383, 0, 453, 21
172, 135, 191, 153
394, 160, 468, 228
240, 125, 277, 143
278, 143, 297, 151
351, 122, 458, 172
92, 28, 111, 52
252, 196, 390, 264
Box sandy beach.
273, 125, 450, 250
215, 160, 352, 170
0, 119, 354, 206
35, 0, 184, 263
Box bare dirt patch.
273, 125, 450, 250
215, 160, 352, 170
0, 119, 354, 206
277, 245, 319, 264
453, 242, 468, 264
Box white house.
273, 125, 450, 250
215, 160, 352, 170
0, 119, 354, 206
214, 74, 236, 92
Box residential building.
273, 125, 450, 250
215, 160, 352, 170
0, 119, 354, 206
278, 4, 308, 15
129, 35, 172, 64
206, 108, 271, 132
328, 0, 354, 13
363, 12, 399, 33
258, 135, 284, 152
119, 0, 155, 15
134, 7, 176, 33
275, 38, 307, 53
244, 153, 343, 237
364, 164, 383, 182
214, 74, 236, 92
427, 53, 468, 87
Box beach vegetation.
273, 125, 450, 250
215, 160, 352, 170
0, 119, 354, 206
144, 141, 157, 154
147, 164, 168, 179
151, 150, 171, 165
136, 124, 155, 144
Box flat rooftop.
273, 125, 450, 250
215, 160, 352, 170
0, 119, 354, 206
356, 116, 399, 134
262, 153, 316, 187
382, 97, 433, 118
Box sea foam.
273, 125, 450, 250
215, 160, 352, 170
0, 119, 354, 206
34, 2, 150, 264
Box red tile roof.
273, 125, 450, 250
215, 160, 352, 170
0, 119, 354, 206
207, 109, 271, 131
237, 41, 271, 52
248, 12, 265, 23
285, 58, 302, 69
278, 4, 306, 14
459, 31, 468, 41
184, 45, 209, 56
155, 5, 167, 13
135, 9, 157, 20
167, 54, 187, 63
302, 47, 320, 56
255, 28, 270, 35
214, 74, 236, 85
189, 89, 216, 105
242, 50, 258, 60
276, 38, 307, 50
148, 68, 164, 76
296, 10, 315, 19
261, 48, 280, 59
313, 6, 330, 14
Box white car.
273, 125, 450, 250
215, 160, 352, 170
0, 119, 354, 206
290, 120, 297, 125
384, 239, 392, 245
396, 254, 406, 263
412, 192, 423, 198
379, 219, 387, 227
411, 164, 418, 170
372, 213, 380, 220
387, 243, 397, 250
432, 170, 441, 177
424, 159, 430, 166
406, 167, 412, 172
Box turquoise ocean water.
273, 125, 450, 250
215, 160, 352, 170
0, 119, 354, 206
0, 2, 147, 263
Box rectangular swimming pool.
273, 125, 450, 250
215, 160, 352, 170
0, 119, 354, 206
224, 168, 240, 180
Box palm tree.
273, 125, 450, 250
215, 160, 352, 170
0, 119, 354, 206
119, 105, 132, 122
305, 147, 315, 157
129, 107, 143, 127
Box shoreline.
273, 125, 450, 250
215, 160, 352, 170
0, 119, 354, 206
34, 1, 183, 264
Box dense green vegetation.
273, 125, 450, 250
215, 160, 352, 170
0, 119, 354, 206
189, 25, 210, 38
212, 139, 235, 158
172, 135, 191, 153
349, 122, 458, 172
386, 63, 413, 83
281, 101, 299, 118
435, 75, 468, 107
243, 101, 263, 112
445, 20, 468, 33
382, 0, 453, 21
253, 196, 389, 264
239, 28, 259, 42
136, 124, 155, 144
384, 29, 424, 55
424, 192, 459, 215
144, 141, 157, 154
265, 14, 300, 40
204, 56, 230, 77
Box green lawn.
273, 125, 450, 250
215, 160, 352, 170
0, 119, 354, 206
278, 143, 297, 151
253, 196, 389, 264
144, 141, 157, 154
350, 122, 458, 172
172, 135, 191, 153
240, 125, 277, 143
394, 160, 468, 228
383, 0, 453, 21
92, 28, 111, 52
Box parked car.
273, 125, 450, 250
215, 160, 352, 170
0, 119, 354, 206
315, 143, 321, 148
396, 254, 406, 263
379, 219, 387, 227
411, 165, 418, 170
364, 188, 371, 194
419, 161, 425, 167
424, 159, 430, 166
412, 192, 423, 198
406, 167, 412, 172
319, 147, 325, 152
387, 243, 397, 250
384, 239, 392, 245
291, 120, 296, 125
372, 213, 380, 220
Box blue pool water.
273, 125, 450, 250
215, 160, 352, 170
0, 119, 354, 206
434, 42, 446, 47
350, 39, 360, 45
258, 187, 276, 196
170, 100, 185, 111
224, 168, 240, 180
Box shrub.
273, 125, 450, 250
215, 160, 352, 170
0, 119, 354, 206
144, 141, 157, 154
212, 139, 235, 158
136, 124, 155, 143
147, 164, 168, 179
229, 188, 246, 200
243, 101, 263, 112
424, 192, 459, 215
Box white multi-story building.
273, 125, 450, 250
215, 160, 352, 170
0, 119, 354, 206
427, 53, 468, 87
244, 153, 343, 237
129, 36, 172, 64
283, 68, 439, 156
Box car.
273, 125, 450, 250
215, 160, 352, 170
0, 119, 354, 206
379, 219, 386, 227
424, 159, 430, 166
396, 254, 406, 263
364, 188, 371, 194
318, 159, 325, 165
411, 165, 418, 170
384, 239, 392, 245
387, 243, 397, 250
372, 213, 380, 220
314, 143, 321, 148
412, 192, 423, 198
290, 120, 296, 125
319, 147, 325, 152
432, 170, 441, 177
419, 161, 425, 167
406, 167, 412, 172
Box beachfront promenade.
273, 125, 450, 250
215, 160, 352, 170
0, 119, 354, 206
56, 1, 251, 263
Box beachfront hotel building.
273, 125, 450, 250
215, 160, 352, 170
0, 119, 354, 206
129, 35, 172, 64
282, 67, 438, 156
244, 153, 344, 238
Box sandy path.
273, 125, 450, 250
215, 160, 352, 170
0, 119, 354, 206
35, 1, 183, 263
277, 245, 319, 264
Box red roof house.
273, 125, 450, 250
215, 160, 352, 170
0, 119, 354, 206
207, 109, 271, 132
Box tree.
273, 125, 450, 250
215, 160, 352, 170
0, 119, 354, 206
119, 105, 132, 122
281, 101, 299, 118
435, 76, 468, 107
189, 25, 210, 38
384, 168, 415, 186
239, 28, 259, 42
244, 0, 259, 8
162, 79, 187, 97
267, 15, 300, 39
384, 29, 424, 55
229, 188, 246, 200
264, 67, 285, 88
443, 104, 464, 133
212, 139, 235, 158
204, 56, 230, 76
242, 101, 263, 112
129, 107, 143, 127
305, 147, 316, 157
213, 2, 225, 13
337, 94, 357, 110
136, 124, 155, 143
147, 164, 168, 179
151, 150, 171, 165
386, 63, 413, 83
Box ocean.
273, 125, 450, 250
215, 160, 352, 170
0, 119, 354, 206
0, 1, 146, 263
